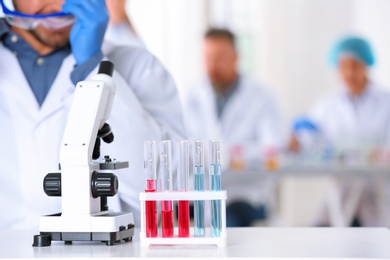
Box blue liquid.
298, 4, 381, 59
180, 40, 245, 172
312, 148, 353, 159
194, 166, 205, 236
210, 164, 221, 237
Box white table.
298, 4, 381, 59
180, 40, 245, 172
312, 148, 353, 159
223, 167, 390, 227
1, 228, 390, 259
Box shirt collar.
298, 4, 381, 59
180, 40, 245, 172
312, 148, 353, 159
0, 18, 11, 40
342, 81, 376, 103
215, 75, 240, 100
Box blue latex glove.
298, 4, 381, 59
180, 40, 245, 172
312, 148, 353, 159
292, 117, 319, 133
62, 0, 109, 65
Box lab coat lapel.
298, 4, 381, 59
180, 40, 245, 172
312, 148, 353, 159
203, 79, 223, 138
220, 77, 248, 138
338, 89, 359, 139
0, 44, 40, 119
37, 55, 75, 125
353, 84, 382, 143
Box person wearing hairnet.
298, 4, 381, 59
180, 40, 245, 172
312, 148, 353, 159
291, 36, 390, 227
184, 28, 284, 227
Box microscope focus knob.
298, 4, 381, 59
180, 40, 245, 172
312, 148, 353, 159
43, 173, 61, 197
91, 171, 118, 198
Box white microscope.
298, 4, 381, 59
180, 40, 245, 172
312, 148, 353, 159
33, 61, 134, 247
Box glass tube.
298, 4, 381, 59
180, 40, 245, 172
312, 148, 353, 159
210, 140, 222, 237
144, 141, 157, 237
160, 140, 174, 237
193, 140, 205, 236
178, 140, 190, 237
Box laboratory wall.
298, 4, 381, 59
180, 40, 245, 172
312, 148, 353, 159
127, 0, 390, 121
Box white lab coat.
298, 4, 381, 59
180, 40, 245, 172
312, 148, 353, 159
0, 41, 186, 229
105, 22, 145, 49
184, 75, 284, 207
309, 82, 390, 226
310, 82, 390, 148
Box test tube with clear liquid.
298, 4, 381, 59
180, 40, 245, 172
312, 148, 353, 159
178, 140, 190, 237
210, 140, 222, 237
160, 140, 174, 237
194, 140, 205, 236
144, 141, 158, 237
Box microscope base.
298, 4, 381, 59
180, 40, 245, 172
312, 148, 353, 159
33, 212, 134, 247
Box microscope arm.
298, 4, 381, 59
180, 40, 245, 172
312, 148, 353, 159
60, 61, 116, 216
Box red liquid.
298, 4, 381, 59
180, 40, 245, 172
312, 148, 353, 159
162, 208, 174, 237
145, 180, 157, 237
178, 200, 190, 237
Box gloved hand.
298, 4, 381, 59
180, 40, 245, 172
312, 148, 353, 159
62, 0, 109, 65
290, 116, 321, 152
292, 117, 319, 133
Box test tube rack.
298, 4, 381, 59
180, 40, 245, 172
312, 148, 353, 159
139, 190, 227, 247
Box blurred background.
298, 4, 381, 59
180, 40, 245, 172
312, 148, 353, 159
123, 0, 390, 228
3, 0, 389, 228
127, 0, 390, 120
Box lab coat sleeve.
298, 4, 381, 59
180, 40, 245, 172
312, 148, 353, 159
105, 22, 146, 49
255, 91, 286, 151
308, 100, 327, 125
100, 46, 186, 224
107, 46, 187, 141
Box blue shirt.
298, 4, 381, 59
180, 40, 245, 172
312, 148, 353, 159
215, 76, 240, 119
0, 18, 102, 107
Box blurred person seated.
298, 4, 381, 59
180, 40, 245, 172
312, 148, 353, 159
289, 36, 390, 227
105, 0, 145, 48
184, 28, 284, 227
290, 36, 390, 153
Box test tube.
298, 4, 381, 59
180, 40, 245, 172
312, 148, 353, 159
210, 140, 222, 237
144, 141, 157, 237
160, 140, 174, 237
194, 140, 205, 236
178, 140, 190, 237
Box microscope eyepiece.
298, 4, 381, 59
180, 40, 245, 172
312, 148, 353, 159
98, 60, 114, 77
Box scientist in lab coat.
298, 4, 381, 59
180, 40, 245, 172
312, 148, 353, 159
185, 28, 284, 226
0, 0, 185, 229
292, 36, 390, 226
309, 37, 390, 149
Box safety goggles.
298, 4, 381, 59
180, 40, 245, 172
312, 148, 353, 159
0, 0, 75, 30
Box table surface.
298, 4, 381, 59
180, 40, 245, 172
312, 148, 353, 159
1, 228, 390, 259
225, 165, 390, 176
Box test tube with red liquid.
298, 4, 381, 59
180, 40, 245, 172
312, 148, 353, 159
160, 140, 174, 237
178, 140, 190, 237
144, 141, 158, 237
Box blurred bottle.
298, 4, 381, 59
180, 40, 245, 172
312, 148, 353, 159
264, 147, 279, 171
229, 145, 245, 171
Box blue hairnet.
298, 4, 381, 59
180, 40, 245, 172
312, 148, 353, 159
329, 36, 375, 67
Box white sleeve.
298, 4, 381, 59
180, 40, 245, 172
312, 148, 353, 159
255, 92, 286, 151
107, 46, 186, 141
105, 22, 146, 49
99, 46, 187, 225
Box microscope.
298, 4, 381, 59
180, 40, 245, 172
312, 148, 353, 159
33, 61, 134, 247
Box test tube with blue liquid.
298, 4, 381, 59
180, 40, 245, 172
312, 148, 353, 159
194, 140, 205, 236
210, 140, 222, 237
160, 140, 174, 237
